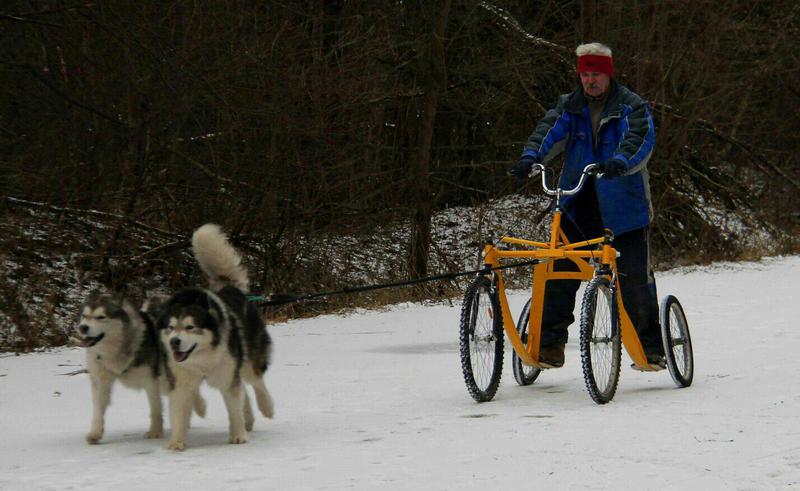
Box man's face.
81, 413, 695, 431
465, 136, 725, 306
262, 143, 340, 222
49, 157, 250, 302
579, 71, 610, 98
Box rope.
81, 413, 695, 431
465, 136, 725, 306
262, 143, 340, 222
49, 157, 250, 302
249, 258, 543, 306
249, 177, 549, 307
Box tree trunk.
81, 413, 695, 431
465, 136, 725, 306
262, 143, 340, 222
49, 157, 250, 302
408, 0, 451, 283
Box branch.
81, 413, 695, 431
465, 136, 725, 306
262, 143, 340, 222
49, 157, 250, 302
431, 174, 492, 195
654, 101, 800, 192
129, 239, 190, 262
477, 1, 571, 63
5, 196, 177, 239
0, 2, 95, 26
26, 67, 130, 128
2, 2, 96, 18
165, 147, 264, 194
0, 13, 61, 27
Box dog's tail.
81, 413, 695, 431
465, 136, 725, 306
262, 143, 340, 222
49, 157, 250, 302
191, 223, 250, 293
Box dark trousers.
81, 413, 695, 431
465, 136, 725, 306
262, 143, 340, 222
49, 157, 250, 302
540, 181, 663, 354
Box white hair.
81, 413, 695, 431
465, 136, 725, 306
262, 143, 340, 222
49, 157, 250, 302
576, 42, 613, 58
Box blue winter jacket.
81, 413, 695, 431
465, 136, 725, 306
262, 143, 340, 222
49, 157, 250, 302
521, 80, 656, 235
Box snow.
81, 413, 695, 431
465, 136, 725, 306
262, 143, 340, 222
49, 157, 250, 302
2, 256, 800, 490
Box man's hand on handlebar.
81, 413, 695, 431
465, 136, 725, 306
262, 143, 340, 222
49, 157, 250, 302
508, 156, 534, 179
589, 158, 627, 178
507, 156, 542, 180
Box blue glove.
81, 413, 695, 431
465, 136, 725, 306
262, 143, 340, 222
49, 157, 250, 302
598, 158, 627, 178
508, 156, 538, 179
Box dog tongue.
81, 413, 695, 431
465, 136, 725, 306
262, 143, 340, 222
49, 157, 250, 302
173, 350, 189, 362
80, 338, 94, 348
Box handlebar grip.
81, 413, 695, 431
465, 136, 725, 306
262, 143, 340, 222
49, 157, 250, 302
527, 163, 545, 178
583, 163, 600, 175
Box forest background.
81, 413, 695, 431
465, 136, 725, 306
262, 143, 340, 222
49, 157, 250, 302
2, 1, 798, 351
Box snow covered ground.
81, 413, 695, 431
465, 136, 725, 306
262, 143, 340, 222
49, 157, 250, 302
1, 256, 799, 490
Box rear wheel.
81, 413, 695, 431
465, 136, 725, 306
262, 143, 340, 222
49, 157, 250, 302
579, 276, 622, 404
459, 275, 504, 402
512, 299, 542, 386
660, 295, 694, 387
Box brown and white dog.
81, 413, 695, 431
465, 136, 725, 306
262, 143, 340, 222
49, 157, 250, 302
158, 224, 273, 450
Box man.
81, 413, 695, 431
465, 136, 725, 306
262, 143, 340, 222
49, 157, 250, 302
508, 42, 664, 369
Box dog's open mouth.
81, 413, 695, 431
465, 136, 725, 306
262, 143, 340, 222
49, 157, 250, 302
172, 344, 197, 362
79, 333, 105, 348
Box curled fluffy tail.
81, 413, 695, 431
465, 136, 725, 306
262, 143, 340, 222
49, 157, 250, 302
191, 223, 250, 292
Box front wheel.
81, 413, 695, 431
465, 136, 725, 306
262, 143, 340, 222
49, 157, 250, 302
512, 299, 542, 386
660, 295, 694, 387
579, 276, 622, 404
459, 275, 504, 402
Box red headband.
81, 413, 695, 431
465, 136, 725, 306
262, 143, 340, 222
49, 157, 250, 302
577, 55, 614, 77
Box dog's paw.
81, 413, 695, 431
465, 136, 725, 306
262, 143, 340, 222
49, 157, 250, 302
86, 432, 103, 444
166, 439, 186, 451
145, 428, 163, 439
228, 433, 249, 444
256, 391, 274, 419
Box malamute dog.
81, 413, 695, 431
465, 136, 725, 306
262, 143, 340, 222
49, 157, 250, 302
74, 291, 206, 444
159, 223, 273, 450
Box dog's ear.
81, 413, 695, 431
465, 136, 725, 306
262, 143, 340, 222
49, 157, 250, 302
153, 295, 179, 331
100, 296, 130, 323
105, 288, 136, 317
155, 306, 173, 331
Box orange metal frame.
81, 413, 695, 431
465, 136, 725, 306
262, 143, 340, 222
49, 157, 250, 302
482, 209, 653, 370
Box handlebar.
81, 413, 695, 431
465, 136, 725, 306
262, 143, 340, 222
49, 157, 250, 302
528, 163, 599, 197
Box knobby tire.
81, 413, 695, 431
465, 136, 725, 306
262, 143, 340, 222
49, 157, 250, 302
459, 275, 504, 402
579, 276, 622, 404
660, 295, 694, 387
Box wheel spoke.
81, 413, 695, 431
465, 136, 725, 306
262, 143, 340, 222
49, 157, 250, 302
471, 294, 495, 389
580, 277, 621, 404
589, 286, 614, 392
660, 296, 694, 388
459, 277, 504, 401
669, 306, 688, 376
